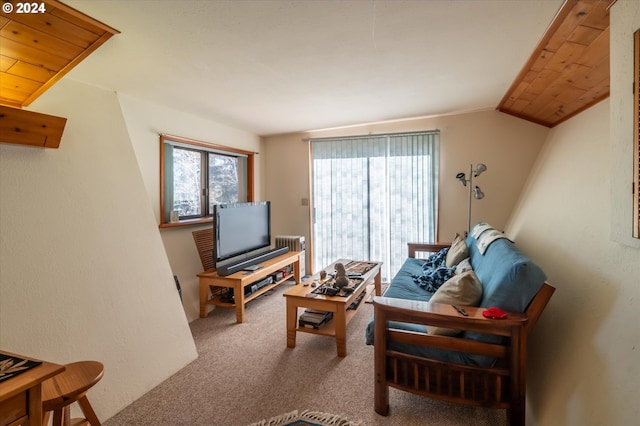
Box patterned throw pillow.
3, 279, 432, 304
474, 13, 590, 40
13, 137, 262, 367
412, 247, 456, 292
421, 247, 449, 272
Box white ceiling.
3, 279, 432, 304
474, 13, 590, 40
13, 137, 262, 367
64, 0, 563, 136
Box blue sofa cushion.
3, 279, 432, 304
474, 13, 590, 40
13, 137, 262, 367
465, 235, 546, 313
365, 258, 433, 346
461, 234, 547, 354
383, 258, 434, 302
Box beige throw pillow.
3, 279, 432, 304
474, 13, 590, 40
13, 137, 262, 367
455, 257, 472, 275
426, 270, 483, 336
445, 233, 469, 267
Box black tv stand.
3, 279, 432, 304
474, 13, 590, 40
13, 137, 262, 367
216, 247, 289, 276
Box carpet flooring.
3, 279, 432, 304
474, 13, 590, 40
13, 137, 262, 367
104, 280, 506, 426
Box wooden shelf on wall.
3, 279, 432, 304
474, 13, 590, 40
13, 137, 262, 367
0, 105, 67, 148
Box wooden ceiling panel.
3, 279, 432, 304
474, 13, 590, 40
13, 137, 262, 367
7, 60, 57, 83
0, 36, 69, 71
545, 42, 587, 72
0, 0, 117, 149
580, 1, 610, 30
0, 54, 16, 72
1, 72, 41, 97
498, 0, 612, 127
2, 21, 85, 60
0, 0, 118, 108
9, 4, 104, 48
530, 50, 554, 73
569, 23, 603, 45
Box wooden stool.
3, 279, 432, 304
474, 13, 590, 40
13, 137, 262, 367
41, 361, 104, 426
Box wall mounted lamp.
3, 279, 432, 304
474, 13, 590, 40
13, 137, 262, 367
456, 163, 487, 234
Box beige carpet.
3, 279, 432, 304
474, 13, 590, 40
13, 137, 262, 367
365, 283, 389, 303
104, 280, 506, 426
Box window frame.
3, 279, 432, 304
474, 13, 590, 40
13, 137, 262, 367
159, 134, 255, 228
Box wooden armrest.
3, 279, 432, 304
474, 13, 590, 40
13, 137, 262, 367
373, 296, 527, 336
407, 242, 451, 258
373, 297, 527, 359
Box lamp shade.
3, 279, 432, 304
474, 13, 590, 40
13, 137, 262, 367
474, 163, 487, 177
457, 162, 487, 234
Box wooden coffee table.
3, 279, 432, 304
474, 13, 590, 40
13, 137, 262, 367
284, 259, 382, 357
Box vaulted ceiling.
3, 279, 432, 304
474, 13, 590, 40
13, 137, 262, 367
1, 0, 611, 137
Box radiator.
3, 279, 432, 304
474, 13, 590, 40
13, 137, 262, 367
275, 235, 306, 276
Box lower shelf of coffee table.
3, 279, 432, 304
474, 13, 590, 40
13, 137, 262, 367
295, 285, 374, 337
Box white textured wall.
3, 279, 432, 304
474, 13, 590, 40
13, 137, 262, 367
117, 94, 263, 322
610, 0, 640, 248
263, 109, 549, 272
505, 3, 640, 423
507, 99, 640, 425
0, 79, 197, 420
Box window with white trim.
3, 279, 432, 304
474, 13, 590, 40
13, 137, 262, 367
159, 134, 254, 227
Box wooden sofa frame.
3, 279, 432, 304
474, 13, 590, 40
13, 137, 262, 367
373, 242, 555, 426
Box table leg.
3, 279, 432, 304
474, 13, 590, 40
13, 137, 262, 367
29, 383, 42, 426
52, 407, 63, 426
293, 258, 301, 284
78, 395, 101, 425
199, 282, 209, 318
335, 307, 347, 357
374, 267, 382, 296
235, 282, 246, 323
286, 299, 297, 348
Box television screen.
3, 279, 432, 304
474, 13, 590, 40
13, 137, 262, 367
214, 202, 271, 263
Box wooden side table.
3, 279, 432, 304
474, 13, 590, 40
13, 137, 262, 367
0, 351, 64, 426
41, 361, 104, 426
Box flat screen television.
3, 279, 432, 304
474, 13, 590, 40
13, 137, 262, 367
213, 201, 271, 266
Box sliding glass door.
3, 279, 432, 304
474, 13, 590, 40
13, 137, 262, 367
311, 131, 439, 280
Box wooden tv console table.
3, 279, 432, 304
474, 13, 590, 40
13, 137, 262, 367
198, 250, 302, 323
